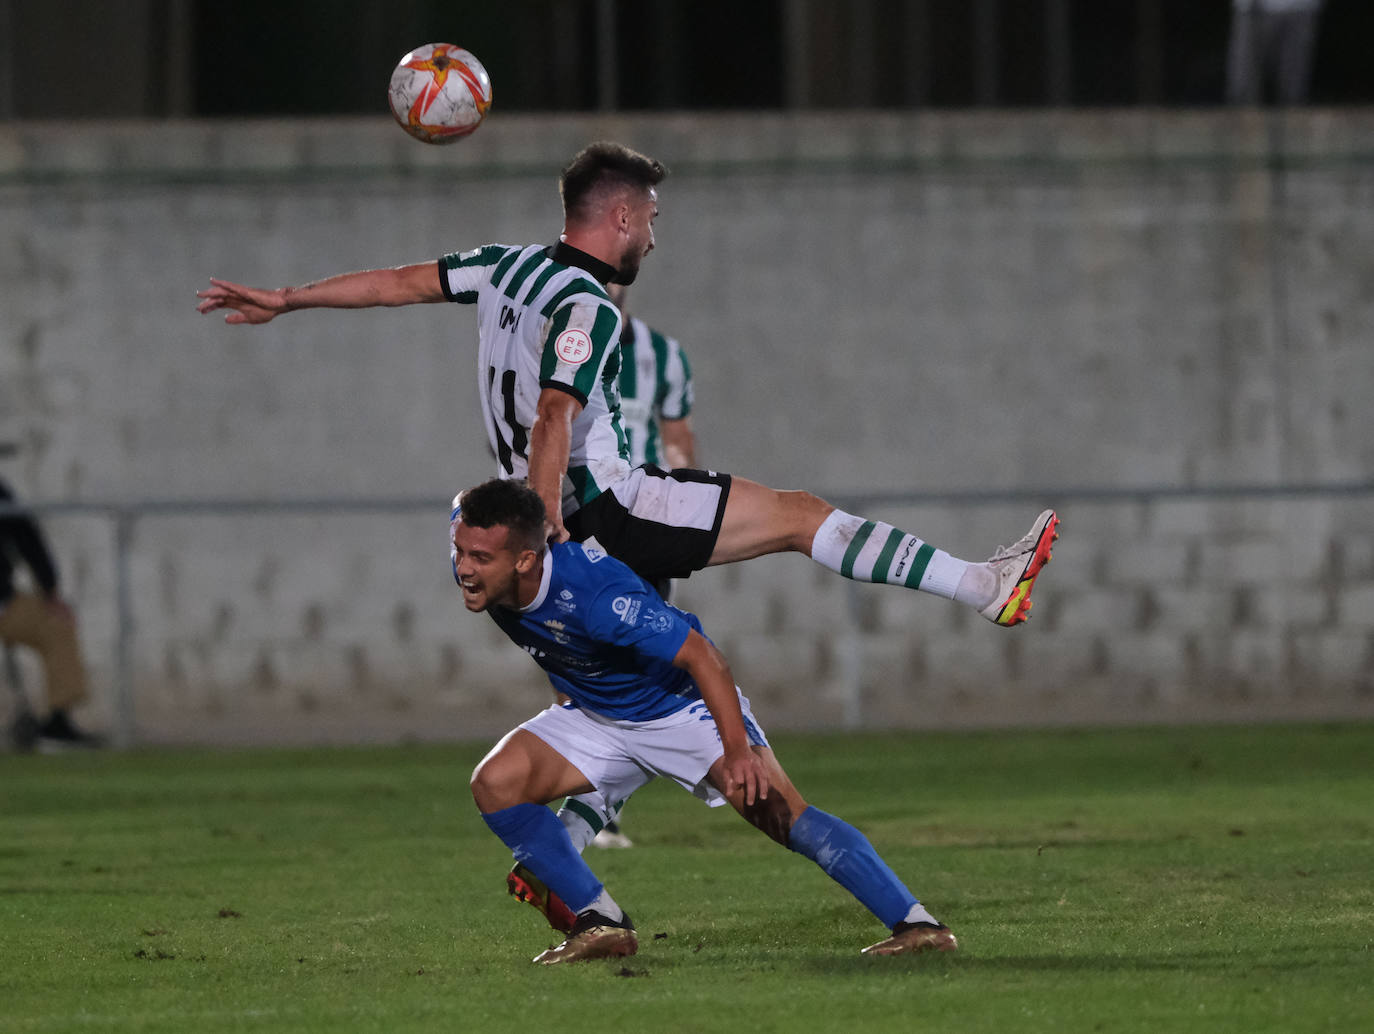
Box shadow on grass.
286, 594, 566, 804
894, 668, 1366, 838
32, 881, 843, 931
792, 946, 1351, 977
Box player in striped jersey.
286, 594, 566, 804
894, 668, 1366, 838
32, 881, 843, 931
607, 283, 696, 471
197, 141, 1059, 627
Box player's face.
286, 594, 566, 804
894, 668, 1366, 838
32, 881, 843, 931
451, 521, 528, 612
613, 188, 657, 286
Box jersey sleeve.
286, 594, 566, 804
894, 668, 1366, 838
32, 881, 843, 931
438, 245, 508, 304
0, 483, 59, 595
537, 288, 622, 407
580, 563, 693, 667
656, 333, 693, 421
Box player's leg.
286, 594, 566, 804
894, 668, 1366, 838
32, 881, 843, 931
471, 725, 636, 963
510, 791, 631, 933
557, 791, 632, 849
570, 466, 1059, 626
713, 476, 1059, 627
0, 591, 100, 747
706, 744, 957, 955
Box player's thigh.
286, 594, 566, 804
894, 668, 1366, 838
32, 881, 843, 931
710, 477, 833, 565
470, 727, 595, 811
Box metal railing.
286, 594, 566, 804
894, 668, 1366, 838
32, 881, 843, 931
6, 477, 1374, 745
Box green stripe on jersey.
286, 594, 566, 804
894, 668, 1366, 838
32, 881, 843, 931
540, 279, 606, 318
502, 250, 547, 300
619, 326, 639, 399
568, 465, 598, 506
488, 249, 522, 288
539, 307, 575, 382
517, 262, 562, 308
571, 303, 621, 399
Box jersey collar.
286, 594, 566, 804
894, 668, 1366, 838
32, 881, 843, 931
519, 546, 555, 613
548, 240, 618, 285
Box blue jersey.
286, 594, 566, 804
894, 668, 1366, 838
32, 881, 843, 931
485, 540, 707, 721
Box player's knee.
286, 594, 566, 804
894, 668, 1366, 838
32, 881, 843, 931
742, 794, 797, 846
780, 490, 832, 547
470, 753, 528, 812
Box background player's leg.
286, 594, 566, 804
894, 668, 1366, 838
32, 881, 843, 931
558, 791, 630, 850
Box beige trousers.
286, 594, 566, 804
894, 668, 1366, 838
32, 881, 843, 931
0, 592, 89, 711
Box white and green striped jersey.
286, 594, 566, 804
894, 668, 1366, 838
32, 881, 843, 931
438, 242, 631, 514
617, 315, 693, 467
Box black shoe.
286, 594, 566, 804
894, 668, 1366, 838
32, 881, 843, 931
37, 710, 105, 750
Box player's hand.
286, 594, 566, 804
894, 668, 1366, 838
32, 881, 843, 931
721, 746, 770, 807
195, 278, 287, 325
545, 517, 571, 545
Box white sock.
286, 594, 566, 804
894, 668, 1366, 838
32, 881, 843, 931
901, 902, 941, 927
810, 510, 969, 597
582, 888, 625, 924
952, 562, 998, 609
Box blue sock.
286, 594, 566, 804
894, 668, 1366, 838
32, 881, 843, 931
481, 802, 603, 914
787, 806, 919, 928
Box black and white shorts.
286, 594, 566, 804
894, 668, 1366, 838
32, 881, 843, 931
566, 464, 732, 581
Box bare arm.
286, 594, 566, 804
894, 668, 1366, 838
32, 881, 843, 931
196, 262, 444, 325
673, 628, 770, 805
528, 388, 582, 544
659, 416, 697, 469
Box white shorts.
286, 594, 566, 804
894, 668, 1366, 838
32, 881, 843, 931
519, 692, 770, 809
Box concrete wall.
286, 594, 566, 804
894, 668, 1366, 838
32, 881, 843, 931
3, 110, 1373, 745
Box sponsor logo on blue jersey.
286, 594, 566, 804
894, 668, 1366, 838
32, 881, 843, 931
611, 595, 642, 625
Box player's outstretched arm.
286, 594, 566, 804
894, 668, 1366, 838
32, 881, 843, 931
196, 263, 444, 325
673, 629, 770, 806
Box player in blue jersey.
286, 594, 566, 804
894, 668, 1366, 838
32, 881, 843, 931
454, 477, 958, 964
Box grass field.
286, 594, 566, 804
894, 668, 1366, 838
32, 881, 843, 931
3, 722, 1371, 1033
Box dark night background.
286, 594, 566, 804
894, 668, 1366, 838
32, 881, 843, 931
1, 0, 1370, 119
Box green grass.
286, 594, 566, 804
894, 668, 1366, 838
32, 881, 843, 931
3, 723, 1371, 1033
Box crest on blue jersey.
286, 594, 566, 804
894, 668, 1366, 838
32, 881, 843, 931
611, 595, 642, 625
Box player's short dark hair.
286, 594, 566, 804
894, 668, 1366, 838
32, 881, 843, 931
560, 142, 667, 223
456, 478, 546, 553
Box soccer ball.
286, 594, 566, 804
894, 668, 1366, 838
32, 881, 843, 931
388, 43, 492, 144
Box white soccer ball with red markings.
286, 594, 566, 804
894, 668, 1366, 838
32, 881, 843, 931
388, 43, 492, 144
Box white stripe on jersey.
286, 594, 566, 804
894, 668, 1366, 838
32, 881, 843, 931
440, 244, 632, 513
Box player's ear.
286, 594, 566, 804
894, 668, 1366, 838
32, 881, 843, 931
514, 549, 539, 575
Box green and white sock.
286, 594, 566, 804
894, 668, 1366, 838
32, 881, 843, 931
558, 794, 625, 853
811, 510, 975, 600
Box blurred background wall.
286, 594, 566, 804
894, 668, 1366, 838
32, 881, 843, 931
2, 2, 1372, 745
